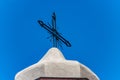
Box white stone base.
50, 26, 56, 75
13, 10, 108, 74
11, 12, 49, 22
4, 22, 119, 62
15, 48, 99, 80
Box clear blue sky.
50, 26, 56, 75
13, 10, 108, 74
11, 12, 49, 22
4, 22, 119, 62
0, 0, 120, 80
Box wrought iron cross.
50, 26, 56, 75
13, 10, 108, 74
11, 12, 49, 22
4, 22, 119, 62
38, 12, 71, 48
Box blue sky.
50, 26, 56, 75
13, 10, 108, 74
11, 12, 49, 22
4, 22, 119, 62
0, 0, 120, 80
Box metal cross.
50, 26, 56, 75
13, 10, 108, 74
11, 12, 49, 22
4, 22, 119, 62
38, 12, 71, 48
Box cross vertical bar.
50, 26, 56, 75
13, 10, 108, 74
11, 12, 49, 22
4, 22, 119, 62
52, 12, 57, 47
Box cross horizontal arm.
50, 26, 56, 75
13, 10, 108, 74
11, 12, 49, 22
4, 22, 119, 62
38, 20, 71, 47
